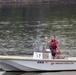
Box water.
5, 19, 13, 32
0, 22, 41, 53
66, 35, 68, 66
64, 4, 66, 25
0, 71, 76, 75
0, 4, 76, 74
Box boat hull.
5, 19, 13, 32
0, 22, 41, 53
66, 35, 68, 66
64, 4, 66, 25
0, 58, 76, 71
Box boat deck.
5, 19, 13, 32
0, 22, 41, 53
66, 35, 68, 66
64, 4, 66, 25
0, 56, 33, 60
0, 56, 76, 61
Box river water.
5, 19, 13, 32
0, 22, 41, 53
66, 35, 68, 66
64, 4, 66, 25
0, 4, 76, 74
0, 71, 76, 75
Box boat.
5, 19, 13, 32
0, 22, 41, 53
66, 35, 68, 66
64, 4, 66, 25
0, 49, 76, 72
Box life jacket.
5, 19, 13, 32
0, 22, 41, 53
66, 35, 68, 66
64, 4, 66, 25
49, 40, 58, 51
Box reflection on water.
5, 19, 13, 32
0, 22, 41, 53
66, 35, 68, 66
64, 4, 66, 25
0, 4, 76, 56
1, 71, 76, 75
0, 72, 24, 75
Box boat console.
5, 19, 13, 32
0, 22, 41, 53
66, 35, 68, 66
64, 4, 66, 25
33, 49, 52, 59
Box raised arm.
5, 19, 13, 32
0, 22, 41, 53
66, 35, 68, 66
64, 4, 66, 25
45, 36, 50, 44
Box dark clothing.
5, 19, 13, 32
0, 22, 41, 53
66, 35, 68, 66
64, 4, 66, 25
49, 40, 58, 56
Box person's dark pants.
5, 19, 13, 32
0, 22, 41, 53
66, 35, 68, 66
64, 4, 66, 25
51, 49, 56, 57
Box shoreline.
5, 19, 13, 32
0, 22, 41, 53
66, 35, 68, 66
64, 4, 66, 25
0, 0, 76, 5
0, 2, 75, 6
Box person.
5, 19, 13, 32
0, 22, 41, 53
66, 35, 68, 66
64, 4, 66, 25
45, 35, 61, 59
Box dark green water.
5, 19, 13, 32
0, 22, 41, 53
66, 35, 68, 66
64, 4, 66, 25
0, 3, 76, 75
0, 4, 76, 56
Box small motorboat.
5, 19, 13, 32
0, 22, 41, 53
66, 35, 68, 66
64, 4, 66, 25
0, 49, 76, 72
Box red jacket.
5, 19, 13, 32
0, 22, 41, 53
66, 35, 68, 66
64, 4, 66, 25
49, 40, 58, 53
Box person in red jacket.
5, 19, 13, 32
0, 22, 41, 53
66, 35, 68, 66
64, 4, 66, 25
45, 35, 61, 59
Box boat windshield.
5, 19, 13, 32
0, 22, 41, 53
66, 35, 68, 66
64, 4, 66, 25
33, 21, 48, 51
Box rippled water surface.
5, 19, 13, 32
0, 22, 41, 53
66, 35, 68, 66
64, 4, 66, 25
0, 4, 76, 56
